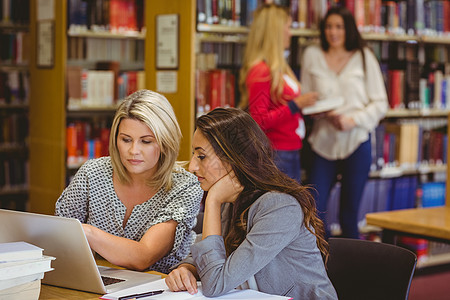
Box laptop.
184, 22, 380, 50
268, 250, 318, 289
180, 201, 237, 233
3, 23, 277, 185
0, 209, 161, 294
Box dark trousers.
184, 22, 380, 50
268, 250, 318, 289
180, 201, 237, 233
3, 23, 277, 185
309, 139, 371, 239
274, 150, 301, 183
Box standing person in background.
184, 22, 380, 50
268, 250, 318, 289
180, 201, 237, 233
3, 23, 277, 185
56, 90, 203, 273
301, 6, 388, 239
165, 108, 337, 300
239, 3, 318, 182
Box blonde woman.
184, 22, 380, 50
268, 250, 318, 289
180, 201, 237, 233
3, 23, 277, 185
239, 3, 318, 182
56, 90, 203, 273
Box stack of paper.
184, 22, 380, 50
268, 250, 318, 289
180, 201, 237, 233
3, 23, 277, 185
0, 241, 55, 300
101, 278, 291, 300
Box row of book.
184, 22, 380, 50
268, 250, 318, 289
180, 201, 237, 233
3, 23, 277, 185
66, 121, 111, 168
342, 0, 450, 35
197, 0, 262, 27
0, 158, 28, 190
327, 175, 446, 237
195, 69, 237, 115
67, 65, 145, 109
0, 71, 29, 105
68, 37, 145, 62
199, 42, 245, 68
387, 68, 450, 110
0, 241, 54, 300
0, 32, 30, 65
198, 0, 450, 35
0, 112, 28, 146
0, 0, 29, 25
68, 0, 145, 33
371, 119, 448, 171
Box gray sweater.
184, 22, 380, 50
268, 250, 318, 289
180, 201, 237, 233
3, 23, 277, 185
189, 192, 337, 300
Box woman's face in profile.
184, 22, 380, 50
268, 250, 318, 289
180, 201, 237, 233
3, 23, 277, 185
324, 14, 346, 50
116, 118, 161, 179
189, 130, 228, 191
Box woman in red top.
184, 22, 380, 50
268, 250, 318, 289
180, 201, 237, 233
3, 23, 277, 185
239, 4, 317, 182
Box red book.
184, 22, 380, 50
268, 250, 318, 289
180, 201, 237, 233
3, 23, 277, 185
126, 71, 137, 96
125, 0, 137, 31
100, 127, 110, 157
66, 124, 77, 166
94, 139, 102, 158
226, 72, 235, 107
209, 70, 221, 110
344, 0, 355, 15
354, 0, 365, 30
444, 1, 450, 32
388, 70, 403, 109
109, 0, 121, 32
75, 121, 86, 160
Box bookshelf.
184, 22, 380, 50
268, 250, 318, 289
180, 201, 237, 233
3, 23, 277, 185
0, 1, 30, 211
28, 0, 197, 214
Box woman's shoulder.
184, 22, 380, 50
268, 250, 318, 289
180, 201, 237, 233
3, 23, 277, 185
249, 191, 303, 225
247, 60, 270, 77
171, 166, 200, 186
253, 191, 301, 211
304, 44, 322, 56
80, 157, 112, 173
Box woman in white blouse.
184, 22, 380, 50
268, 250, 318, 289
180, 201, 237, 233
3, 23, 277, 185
300, 6, 388, 239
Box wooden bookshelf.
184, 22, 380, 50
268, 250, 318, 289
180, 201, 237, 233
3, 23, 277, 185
144, 0, 197, 162
28, 0, 198, 214
29, 0, 67, 214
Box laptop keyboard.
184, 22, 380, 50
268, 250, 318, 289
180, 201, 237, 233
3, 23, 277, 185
101, 275, 126, 286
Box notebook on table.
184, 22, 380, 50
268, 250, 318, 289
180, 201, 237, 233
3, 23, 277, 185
0, 209, 160, 294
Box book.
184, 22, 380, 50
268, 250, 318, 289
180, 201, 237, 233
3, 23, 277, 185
0, 256, 55, 281
302, 96, 344, 115
0, 278, 41, 299
101, 278, 290, 300
0, 242, 42, 262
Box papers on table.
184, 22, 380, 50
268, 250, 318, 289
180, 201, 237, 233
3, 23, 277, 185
100, 278, 291, 300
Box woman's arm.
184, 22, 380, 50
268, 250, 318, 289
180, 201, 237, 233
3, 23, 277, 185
83, 220, 177, 271
192, 193, 303, 297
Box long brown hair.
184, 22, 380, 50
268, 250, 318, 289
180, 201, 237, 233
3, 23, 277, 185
195, 108, 328, 259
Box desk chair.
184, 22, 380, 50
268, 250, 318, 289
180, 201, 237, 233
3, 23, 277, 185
326, 237, 417, 300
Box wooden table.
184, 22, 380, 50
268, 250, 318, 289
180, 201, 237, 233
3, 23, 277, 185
39, 258, 165, 299
366, 206, 450, 244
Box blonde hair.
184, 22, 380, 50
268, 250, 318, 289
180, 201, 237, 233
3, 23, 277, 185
239, 4, 299, 108
109, 89, 182, 192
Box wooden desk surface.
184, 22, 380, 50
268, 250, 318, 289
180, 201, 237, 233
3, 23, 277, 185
39, 259, 165, 299
366, 206, 450, 241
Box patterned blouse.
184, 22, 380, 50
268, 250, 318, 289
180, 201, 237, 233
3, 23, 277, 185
55, 157, 203, 274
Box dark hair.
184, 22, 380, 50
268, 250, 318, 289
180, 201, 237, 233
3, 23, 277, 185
320, 6, 367, 71
195, 107, 328, 259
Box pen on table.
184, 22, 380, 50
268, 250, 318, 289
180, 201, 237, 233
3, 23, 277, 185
118, 289, 164, 300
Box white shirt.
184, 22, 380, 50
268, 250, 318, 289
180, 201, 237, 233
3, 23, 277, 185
301, 45, 388, 160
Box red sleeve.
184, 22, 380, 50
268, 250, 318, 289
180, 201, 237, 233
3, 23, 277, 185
246, 62, 293, 131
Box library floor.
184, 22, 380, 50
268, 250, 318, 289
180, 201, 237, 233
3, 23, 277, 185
409, 264, 450, 300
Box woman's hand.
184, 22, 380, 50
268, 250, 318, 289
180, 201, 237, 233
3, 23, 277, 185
327, 112, 356, 131
293, 92, 319, 108
165, 264, 199, 295
207, 171, 243, 205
